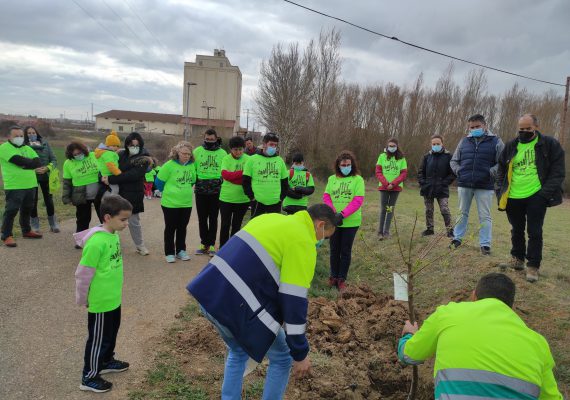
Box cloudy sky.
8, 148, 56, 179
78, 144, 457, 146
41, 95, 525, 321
0, 0, 568, 124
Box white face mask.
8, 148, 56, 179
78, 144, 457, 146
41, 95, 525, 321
128, 146, 140, 155
11, 137, 25, 146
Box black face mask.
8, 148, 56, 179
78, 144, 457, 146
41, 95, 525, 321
204, 141, 217, 150
518, 130, 536, 143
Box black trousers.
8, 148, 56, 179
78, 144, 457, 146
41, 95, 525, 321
161, 206, 192, 255
282, 205, 307, 215
329, 226, 359, 280
75, 200, 96, 233
31, 179, 55, 218
83, 306, 121, 378
379, 191, 400, 235
195, 193, 220, 247
252, 201, 282, 218
505, 193, 548, 268
219, 201, 249, 248
1, 188, 35, 239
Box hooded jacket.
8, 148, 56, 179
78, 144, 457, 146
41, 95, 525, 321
24, 131, 57, 182
418, 150, 455, 198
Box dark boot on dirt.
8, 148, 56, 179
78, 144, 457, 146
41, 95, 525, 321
421, 229, 434, 236
48, 215, 60, 233
328, 277, 337, 288
446, 228, 454, 238
337, 279, 347, 292
498, 257, 525, 271
480, 246, 491, 256
449, 239, 461, 249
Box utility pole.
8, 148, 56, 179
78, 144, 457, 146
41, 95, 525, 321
244, 108, 250, 133
560, 76, 570, 148
91, 103, 94, 122
201, 101, 216, 126
185, 82, 197, 141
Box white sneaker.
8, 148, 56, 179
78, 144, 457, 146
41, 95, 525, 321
136, 246, 150, 256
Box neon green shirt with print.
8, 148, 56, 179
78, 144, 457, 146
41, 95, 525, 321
243, 154, 288, 205
157, 159, 197, 208
0, 142, 38, 190
376, 153, 408, 188
80, 231, 123, 313
282, 169, 315, 208
325, 174, 365, 228
220, 153, 250, 204
98, 150, 120, 177
193, 146, 227, 180
63, 152, 99, 187
509, 137, 541, 199
145, 169, 156, 183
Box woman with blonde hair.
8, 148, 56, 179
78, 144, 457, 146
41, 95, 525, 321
155, 141, 197, 263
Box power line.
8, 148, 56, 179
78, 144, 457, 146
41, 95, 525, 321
124, 0, 171, 59
283, 0, 566, 87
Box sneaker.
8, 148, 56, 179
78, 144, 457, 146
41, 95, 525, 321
80, 376, 112, 393
498, 257, 525, 271
449, 239, 462, 249
337, 279, 347, 292
23, 231, 43, 239
195, 245, 208, 255
176, 250, 191, 261
377, 233, 384, 241
526, 266, 539, 283
165, 255, 176, 263
74, 244, 82, 250
446, 229, 454, 238
328, 277, 337, 287
481, 246, 491, 256
136, 246, 150, 256
3, 236, 17, 247
421, 229, 434, 236
208, 246, 216, 257
100, 359, 130, 374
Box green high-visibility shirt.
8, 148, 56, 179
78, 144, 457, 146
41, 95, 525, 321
62, 153, 100, 187
80, 231, 123, 313
243, 154, 288, 205
509, 137, 542, 199
376, 153, 407, 188
157, 159, 197, 208
193, 146, 227, 180
97, 150, 120, 177
324, 174, 365, 228
220, 153, 250, 204
0, 141, 38, 190
145, 169, 156, 183
282, 169, 315, 207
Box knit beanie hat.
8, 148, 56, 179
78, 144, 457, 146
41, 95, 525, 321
105, 131, 121, 147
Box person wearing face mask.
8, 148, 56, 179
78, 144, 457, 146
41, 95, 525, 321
105, 132, 151, 256
0, 126, 43, 247
323, 151, 365, 291
23, 126, 60, 234
187, 204, 337, 399
62, 141, 100, 239
155, 142, 197, 263
282, 153, 315, 215
243, 132, 289, 218
496, 114, 565, 283
375, 138, 408, 240
450, 114, 505, 255
418, 135, 455, 237
219, 136, 251, 248
192, 129, 227, 256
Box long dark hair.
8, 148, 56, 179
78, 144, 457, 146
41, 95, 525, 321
334, 150, 360, 177
23, 126, 42, 144
385, 137, 405, 160
65, 141, 89, 159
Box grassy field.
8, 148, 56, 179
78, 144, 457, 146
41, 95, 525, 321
129, 181, 570, 399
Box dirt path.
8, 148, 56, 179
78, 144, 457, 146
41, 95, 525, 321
0, 199, 206, 400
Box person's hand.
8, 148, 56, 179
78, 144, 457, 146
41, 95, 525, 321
402, 320, 418, 336
333, 212, 344, 227
101, 176, 109, 185
387, 183, 394, 190
35, 167, 47, 174
292, 357, 312, 379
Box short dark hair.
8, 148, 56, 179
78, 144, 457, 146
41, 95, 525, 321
65, 141, 89, 159
8, 125, 23, 135
431, 134, 443, 141
292, 153, 304, 163
244, 136, 253, 142
263, 132, 279, 143
475, 273, 516, 308
308, 204, 337, 229
100, 194, 133, 218
204, 128, 218, 137
467, 114, 486, 124
229, 136, 245, 149
334, 150, 360, 177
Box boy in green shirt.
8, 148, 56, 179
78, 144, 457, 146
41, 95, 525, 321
74, 195, 133, 393
282, 152, 315, 215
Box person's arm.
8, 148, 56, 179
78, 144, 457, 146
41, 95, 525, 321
8, 155, 42, 169
106, 162, 122, 176
322, 192, 335, 212
46, 142, 57, 169
221, 170, 243, 184
375, 165, 390, 187
75, 265, 95, 306
107, 163, 144, 184
62, 178, 73, 204
287, 187, 303, 199
242, 158, 254, 199
450, 140, 462, 176
538, 139, 565, 201
443, 154, 456, 185
341, 196, 364, 218
496, 144, 508, 193
417, 155, 427, 185
397, 306, 442, 365
489, 138, 505, 178
295, 186, 315, 196
391, 168, 408, 186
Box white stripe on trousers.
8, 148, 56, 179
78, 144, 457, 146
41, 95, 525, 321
87, 313, 105, 378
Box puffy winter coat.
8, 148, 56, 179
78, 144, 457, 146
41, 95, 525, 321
417, 150, 455, 198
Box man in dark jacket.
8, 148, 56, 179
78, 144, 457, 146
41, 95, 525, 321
105, 132, 151, 256
497, 114, 565, 283
450, 114, 505, 255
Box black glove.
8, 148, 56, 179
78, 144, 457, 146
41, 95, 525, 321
334, 212, 344, 227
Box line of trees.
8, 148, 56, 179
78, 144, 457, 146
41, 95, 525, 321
255, 29, 567, 189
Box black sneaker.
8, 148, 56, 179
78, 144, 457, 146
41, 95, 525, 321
449, 239, 462, 249
481, 246, 491, 256
447, 229, 454, 238
100, 359, 130, 374
80, 376, 112, 393
421, 229, 434, 236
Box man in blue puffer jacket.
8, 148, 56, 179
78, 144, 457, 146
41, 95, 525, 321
450, 114, 505, 255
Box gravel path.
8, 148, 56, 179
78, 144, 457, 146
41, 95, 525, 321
0, 199, 206, 399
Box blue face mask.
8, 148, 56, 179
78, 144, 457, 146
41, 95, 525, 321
28, 134, 38, 142
340, 166, 352, 176
432, 145, 443, 152
470, 128, 484, 138
387, 146, 398, 153
266, 146, 277, 156
74, 154, 85, 161
293, 164, 304, 171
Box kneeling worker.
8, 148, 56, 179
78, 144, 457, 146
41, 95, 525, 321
187, 204, 337, 400
398, 273, 562, 399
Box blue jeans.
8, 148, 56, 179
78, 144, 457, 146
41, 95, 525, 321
453, 187, 493, 247
200, 306, 293, 400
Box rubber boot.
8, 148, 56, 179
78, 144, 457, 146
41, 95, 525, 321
31, 217, 41, 232
48, 215, 61, 233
